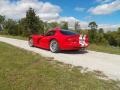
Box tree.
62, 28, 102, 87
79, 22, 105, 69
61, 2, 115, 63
38, 20, 44, 34
24, 7, 44, 36
96, 28, 108, 44
98, 28, 104, 33
88, 21, 98, 30
88, 21, 98, 43
18, 18, 26, 36
4, 19, 18, 35
75, 21, 80, 33
61, 21, 68, 30
49, 22, 59, 28
0, 15, 5, 24
116, 27, 120, 47
118, 27, 120, 34
0, 15, 5, 31
95, 32, 108, 45
105, 31, 118, 46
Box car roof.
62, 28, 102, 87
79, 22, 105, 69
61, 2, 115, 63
53, 27, 61, 31
48, 27, 61, 32
48, 28, 76, 33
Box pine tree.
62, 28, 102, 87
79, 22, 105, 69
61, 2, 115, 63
24, 7, 44, 36
88, 21, 98, 43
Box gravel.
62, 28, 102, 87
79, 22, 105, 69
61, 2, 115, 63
0, 37, 120, 80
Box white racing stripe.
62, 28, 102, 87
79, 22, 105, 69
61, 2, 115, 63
79, 34, 87, 47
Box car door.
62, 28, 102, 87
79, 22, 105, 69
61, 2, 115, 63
39, 31, 56, 49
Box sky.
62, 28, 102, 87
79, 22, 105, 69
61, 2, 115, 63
0, 0, 120, 31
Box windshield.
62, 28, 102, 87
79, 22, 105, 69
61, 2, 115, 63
60, 30, 77, 35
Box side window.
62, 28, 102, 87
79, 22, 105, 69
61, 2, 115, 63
46, 31, 56, 36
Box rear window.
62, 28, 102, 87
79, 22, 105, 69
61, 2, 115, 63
60, 30, 77, 35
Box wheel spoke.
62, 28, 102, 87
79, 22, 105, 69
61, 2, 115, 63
50, 40, 58, 53
29, 39, 33, 47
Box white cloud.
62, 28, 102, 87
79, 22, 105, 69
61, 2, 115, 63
96, 0, 113, 3
89, 0, 120, 15
58, 17, 119, 31
56, 17, 88, 29
59, 17, 80, 29
0, 0, 88, 29
0, 0, 119, 31
75, 7, 85, 12
98, 24, 120, 31
0, 0, 61, 20
84, 16, 93, 21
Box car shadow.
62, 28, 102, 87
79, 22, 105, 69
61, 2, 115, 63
61, 50, 88, 54
35, 47, 88, 54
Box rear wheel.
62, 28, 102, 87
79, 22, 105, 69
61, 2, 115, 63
50, 40, 59, 53
28, 38, 34, 47
79, 47, 86, 51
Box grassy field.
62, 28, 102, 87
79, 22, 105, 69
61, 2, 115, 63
88, 44, 120, 55
0, 42, 120, 90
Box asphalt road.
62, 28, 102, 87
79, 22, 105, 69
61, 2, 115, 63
0, 37, 120, 80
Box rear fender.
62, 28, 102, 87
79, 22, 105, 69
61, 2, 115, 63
31, 35, 42, 46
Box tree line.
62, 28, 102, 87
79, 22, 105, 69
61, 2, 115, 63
0, 8, 120, 47
87, 21, 120, 47
0, 8, 68, 36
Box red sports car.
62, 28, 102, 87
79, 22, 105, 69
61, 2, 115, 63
28, 27, 89, 53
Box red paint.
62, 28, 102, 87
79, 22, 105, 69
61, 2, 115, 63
30, 28, 89, 51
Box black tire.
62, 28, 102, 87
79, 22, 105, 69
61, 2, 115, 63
28, 38, 34, 47
50, 40, 59, 53
79, 47, 86, 51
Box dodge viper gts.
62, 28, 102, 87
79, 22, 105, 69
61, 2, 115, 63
28, 27, 89, 53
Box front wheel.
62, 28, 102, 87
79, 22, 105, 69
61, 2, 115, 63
28, 38, 34, 47
50, 40, 59, 53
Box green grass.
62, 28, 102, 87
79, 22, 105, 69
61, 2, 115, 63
88, 44, 120, 55
0, 42, 120, 90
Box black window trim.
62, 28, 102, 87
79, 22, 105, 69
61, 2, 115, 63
60, 30, 77, 35
45, 31, 56, 36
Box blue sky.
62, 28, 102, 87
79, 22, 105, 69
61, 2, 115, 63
0, 0, 120, 30
41, 0, 120, 25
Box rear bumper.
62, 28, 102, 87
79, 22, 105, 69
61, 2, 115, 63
60, 42, 89, 50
